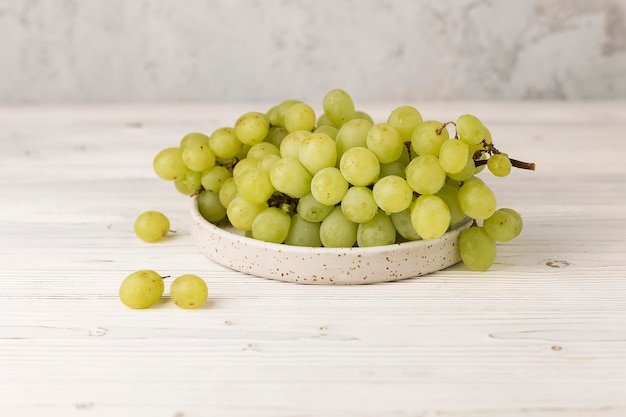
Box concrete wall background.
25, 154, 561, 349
1, 0, 625, 103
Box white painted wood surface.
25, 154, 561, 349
1, 102, 625, 417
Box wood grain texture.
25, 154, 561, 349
1, 102, 625, 417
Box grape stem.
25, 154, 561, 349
436, 121, 456, 136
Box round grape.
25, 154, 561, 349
119, 270, 164, 309
170, 274, 208, 309
134, 211, 170, 243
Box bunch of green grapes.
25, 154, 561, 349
152, 89, 534, 271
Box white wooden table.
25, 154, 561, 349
1, 102, 625, 417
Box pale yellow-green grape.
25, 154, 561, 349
387, 105, 423, 141
439, 139, 469, 174
456, 114, 485, 146
446, 155, 475, 182
353, 110, 374, 124
251, 207, 292, 243
435, 184, 466, 226
458, 180, 497, 220
316, 113, 335, 128
235, 112, 270, 145
340, 186, 378, 223
459, 227, 496, 271
357, 210, 396, 247
180, 170, 203, 195
284, 102, 316, 133
174, 179, 195, 196
482, 126, 493, 145
284, 214, 322, 247
218, 177, 238, 208
320, 206, 358, 247
269, 158, 312, 198
275, 99, 302, 127
335, 118, 373, 160
483, 208, 523, 242
311, 167, 348, 206
379, 161, 406, 179
280, 130, 311, 160
197, 190, 227, 223
247, 142, 280, 159
134, 211, 170, 243
411, 120, 449, 157
232, 157, 259, 184
372, 175, 413, 214
410, 195, 451, 240
397, 144, 411, 166
405, 155, 446, 195
208, 127, 242, 160
264, 126, 289, 148
487, 153, 512, 177
119, 270, 164, 309
226, 194, 268, 231
390, 209, 421, 241
180, 132, 210, 149
170, 274, 208, 309
323, 89, 355, 127
296, 192, 334, 223
267, 105, 281, 126
314, 125, 338, 140
235, 167, 275, 205
366, 123, 404, 163
299, 133, 337, 174
153, 147, 189, 181
257, 154, 281, 172
201, 165, 231, 193
339, 147, 380, 186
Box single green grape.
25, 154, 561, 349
353, 110, 374, 124
483, 208, 523, 242
458, 180, 497, 220
209, 127, 242, 159
247, 142, 281, 160
456, 114, 485, 146
410, 195, 451, 240
170, 274, 208, 309
387, 105, 423, 141
314, 125, 339, 140
299, 132, 337, 175
366, 123, 404, 164
153, 147, 189, 181
435, 184, 466, 226
320, 206, 358, 248
264, 126, 289, 148
180, 132, 210, 149
339, 147, 380, 186
235, 167, 275, 205
411, 120, 449, 157
201, 165, 231, 193
459, 227, 496, 271
235, 112, 270, 145
390, 209, 421, 241
405, 154, 446, 195
134, 211, 170, 242
119, 270, 164, 309
251, 207, 291, 243
275, 99, 302, 127
487, 153, 512, 177
340, 186, 379, 224
218, 177, 239, 208
284, 214, 322, 247
323, 89, 355, 127
372, 175, 413, 214
269, 158, 312, 198
226, 194, 268, 231
296, 192, 334, 223
379, 161, 406, 179
279, 130, 311, 160
439, 139, 469, 174
197, 190, 227, 223
310, 167, 349, 206
356, 210, 396, 247
284, 102, 316, 133
335, 118, 373, 160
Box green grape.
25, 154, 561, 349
251, 207, 291, 243
257, 154, 281, 172
284, 214, 322, 247
235, 143, 252, 161
366, 123, 404, 163
446, 155, 475, 182
456, 114, 485, 146
323, 89, 355, 127
405, 155, 446, 195
170, 274, 208, 309
119, 270, 164, 309
180, 170, 203, 195
487, 153, 512, 177
299, 132, 337, 174
458, 180, 496, 220
335, 118, 373, 160
174, 179, 195, 196
340, 186, 378, 223
226, 194, 268, 231
314, 125, 338, 139
247, 142, 280, 159
197, 190, 227, 223
269, 158, 312, 198
209, 127, 242, 159
390, 209, 421, 241
339, 147, 380, 186
410, 195, 451, 240
267, 105, 281, 126
357, 210, 396, 247
483, 208, 523, 242
482, 126, 493, 144
232, 157, 259, 183
459, 227, 496, 271
201, 165, 231, 193
439, 139, 469, 174
153, 147, 189, 181
134, 211, 170, 242
397, 143, 411, 166
218, 177, 238, 208
311, 167, 348, 206
320, 206, 358, 247
279, 130, 311, 160
411, 120, 449, 157
353, 110, 374, 124
296, 192, 334, 222
387, 105, 423, 141
235, 112, 270, 145
284, 102, 316, 133
372, 175, 413, 214
435, 184, 466, 226
264, 126, 289, 148
234, 167, 275, 205
180, 132, 210, 149
379, 161, 406, 179
316, 113, 335, 128
275, 99, 302, 127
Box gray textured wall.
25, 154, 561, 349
1, 0, 625, 103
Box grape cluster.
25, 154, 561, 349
153, 89, 534, 271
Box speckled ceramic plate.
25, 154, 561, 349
190, 198, 472, 285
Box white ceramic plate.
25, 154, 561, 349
190, 198, 472, 285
